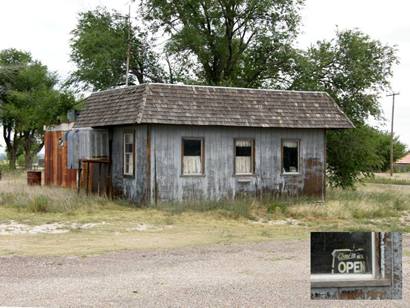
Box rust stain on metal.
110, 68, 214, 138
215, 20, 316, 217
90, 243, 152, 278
339, 289, 364, 300
27, 171, 41, 186
366, 290, 385, 299
303, 158, 323, 197
44, 131, 77, 189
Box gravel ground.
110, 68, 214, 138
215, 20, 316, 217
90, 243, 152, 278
0, 239, 407, 307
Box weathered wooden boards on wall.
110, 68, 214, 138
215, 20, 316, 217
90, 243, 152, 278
110, 124, 326, 203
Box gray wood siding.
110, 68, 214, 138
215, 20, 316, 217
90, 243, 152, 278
149, 125, 325, 202
111, 125, 148, 203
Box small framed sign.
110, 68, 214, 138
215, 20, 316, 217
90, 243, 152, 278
331, 248, 367, 274
311, 232, 373, 276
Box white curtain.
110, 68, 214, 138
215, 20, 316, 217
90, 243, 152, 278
236, 140, 252, 147
183, 156, 201, 175
283, 141, 298, 148
235, 156, 251, 174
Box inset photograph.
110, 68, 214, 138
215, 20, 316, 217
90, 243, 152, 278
311, 232, 402, 300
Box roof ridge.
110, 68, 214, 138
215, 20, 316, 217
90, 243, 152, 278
146, 83, 328, 95
90, 84, 145, 96
136, 84, 149, 124
88, 82, 328, 96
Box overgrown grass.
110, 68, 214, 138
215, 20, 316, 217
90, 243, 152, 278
363, 177, 410, 186
1, 171, 409, 255
0, 190, 125, 214
1, 172, 410, 225
154, 199, 255, 219
282, 186, 410, 228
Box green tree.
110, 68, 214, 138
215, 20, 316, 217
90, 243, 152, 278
0, 49, 77, 169
70, 7, 165, 91
0, 49, 31, 169
372, 130, 407, 172
143, 0, 304, 87
290, 30, 398, 187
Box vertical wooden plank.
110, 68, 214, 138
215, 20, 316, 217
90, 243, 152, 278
98, 162, 101, 196
77, 159, 82, 194
146, 124, 151, 203
86, 161, 89, 195
44, 132, 50, 185
323, 129, 327, 200
52, 131, 57, 185
62, 133, 67, 188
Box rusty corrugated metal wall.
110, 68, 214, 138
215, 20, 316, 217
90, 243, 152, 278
44, 131, 77, 188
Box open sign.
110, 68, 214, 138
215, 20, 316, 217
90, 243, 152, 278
331, 249, 367, 274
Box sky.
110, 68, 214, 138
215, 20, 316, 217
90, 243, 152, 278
0, 0, 409, 153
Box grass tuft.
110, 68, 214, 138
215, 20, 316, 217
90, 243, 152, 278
28, 195, 49, 213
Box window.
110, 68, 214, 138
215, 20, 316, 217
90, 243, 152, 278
311, 232, 375, 280
182, 138, 204, 175
234, 139, 254, 175
123, 131, 134, 176
282, 140, 299, 173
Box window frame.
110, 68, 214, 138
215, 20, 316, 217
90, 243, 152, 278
181, 137, 205, 177
233, 138, 255, 176
123, 129, 135, 177
281, 139, 301, 175
310, 232, 376, 282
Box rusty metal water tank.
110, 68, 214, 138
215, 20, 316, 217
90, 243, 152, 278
27, 171, 42, 186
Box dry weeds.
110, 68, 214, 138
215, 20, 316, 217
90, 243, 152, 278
0, 172, 409, 256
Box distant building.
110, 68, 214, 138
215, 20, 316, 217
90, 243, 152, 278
394, 152, 410, 172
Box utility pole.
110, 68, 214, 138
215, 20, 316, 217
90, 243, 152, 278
387, 92, 400, 176
125, 3, 131, 86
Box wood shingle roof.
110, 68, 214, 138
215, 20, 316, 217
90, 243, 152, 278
75, 83, 354, 129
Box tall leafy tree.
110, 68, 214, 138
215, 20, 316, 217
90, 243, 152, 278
0, 49, 31, 169
143, 0, 304, 87
69, 2, 400, 188
290, 30, 398, 187
0, 49, 77, 169
373, 130, 407, 172
70, 7, 165, 90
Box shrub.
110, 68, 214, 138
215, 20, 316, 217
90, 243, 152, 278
28, 195, 50, 213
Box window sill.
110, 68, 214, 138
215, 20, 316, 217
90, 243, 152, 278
234, 173, 255, 177
282, 172, 301, 176
311, 279, 391, 288
236, 177, 254, 183
180, 174, 206, 178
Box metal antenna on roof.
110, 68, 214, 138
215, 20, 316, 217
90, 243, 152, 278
387, 92, 400, 176
125, 1, 133, 86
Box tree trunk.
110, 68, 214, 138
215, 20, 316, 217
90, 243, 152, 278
23, 131, 34, 170
8, 150, 17, 170
24, 151, 33, 170
3, 125, 18, 169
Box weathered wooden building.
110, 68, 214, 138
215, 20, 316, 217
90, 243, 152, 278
74, 83, 353, 203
